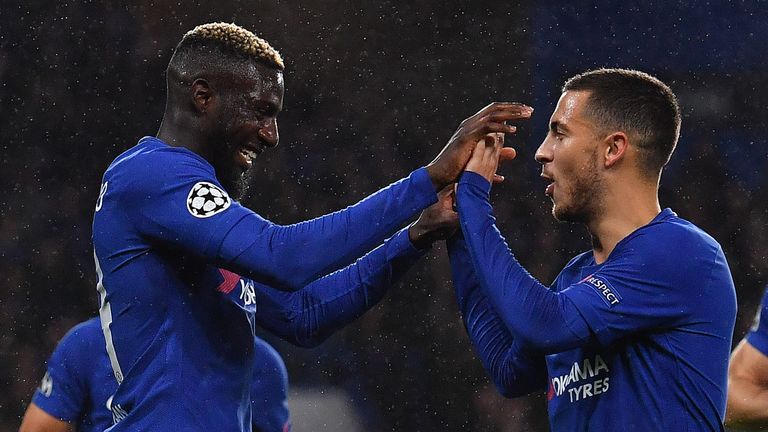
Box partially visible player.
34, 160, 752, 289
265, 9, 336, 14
92, 21, 528, 430
19, 318, 114, 432
251, 337, 291, 432
726, 286, 768, 429
449, 68, 737, 430
19, 317, 293, 432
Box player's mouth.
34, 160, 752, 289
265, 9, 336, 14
541, 172, 555, 197
235, 146, 262, 171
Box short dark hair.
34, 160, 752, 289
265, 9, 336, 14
563, 68, 681, 176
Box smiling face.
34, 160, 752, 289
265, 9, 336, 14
535, 90, 606, 223
209, 62, 284, 199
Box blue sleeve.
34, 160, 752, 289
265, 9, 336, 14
456, 172, 591, 353
125, 150, 436, 291
251, 338, 290, 432
254, 227, 425, 347
745, 287, 768, 355
30, 325, 91, 421
457, 172, 733, 350
557, 243, 731, 347
448, 235, 547, 398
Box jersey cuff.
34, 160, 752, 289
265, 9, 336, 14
458, 171, 492, 195
410, 166, 439, 208
392, 226, 428, 256
746, 330, 768, 357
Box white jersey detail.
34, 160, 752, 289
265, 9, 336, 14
39, 371, 53, 397
95, 250, 124, 384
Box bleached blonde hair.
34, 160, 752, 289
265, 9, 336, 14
180, 22, 283, 70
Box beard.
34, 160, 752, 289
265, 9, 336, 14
218, 166, 252, 201
210, 141, 251, 201
552, 153, 605, 224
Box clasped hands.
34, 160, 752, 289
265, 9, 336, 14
409, 102, 532, 248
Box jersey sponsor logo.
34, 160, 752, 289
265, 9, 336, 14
39, 371, 53, 397
186, 182, 231, 218
239, 279, 256, 306
580, 274, 622, 306
549, 354, 610, 403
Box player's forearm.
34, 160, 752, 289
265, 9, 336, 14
223, 168, 436, 291
726, 377, 768, 428
255, 228, 424, 346
726, 340, 768, 429
456, 173, 589, 353
19, 403, 74, 432
448, 236, 546, 397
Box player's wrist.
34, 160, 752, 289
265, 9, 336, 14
464, 167, 493, 183
459, 171, 492, 192
425, 164, 451, 192
407, 222, 432, 250
408, 220, 458, 250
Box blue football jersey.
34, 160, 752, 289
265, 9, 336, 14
746, 287, 768, 355
31, 318, 116, 432
452, 172, 737, 431
251, 337, 290, 432
92, 136, 435, 430
31, 317, 293, 432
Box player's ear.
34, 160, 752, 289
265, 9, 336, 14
603, 132, 628, 168
191, 78, 214, 114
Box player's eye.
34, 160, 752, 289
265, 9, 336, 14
251, 105, 276, 120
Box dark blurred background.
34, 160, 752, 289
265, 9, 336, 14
1, 1, 767, 431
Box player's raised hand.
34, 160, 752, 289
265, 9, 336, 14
483, 133, 517, 184
426, 102, 532, 190
465, 132, 516, 183
408, 185, 459, 249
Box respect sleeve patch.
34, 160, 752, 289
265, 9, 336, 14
578, 274, 622, 307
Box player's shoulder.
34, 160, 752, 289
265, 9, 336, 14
608, 209, 728, 291
49, 317, 103, 369
101, 136, 224, 209
564, 250, 593, 269
105, 136, 214, 180
57, 317, 102, 353
253, 337, 288, 390
551, 251, 593, 290
653, 209, 719, 245
66, 316, 102, 337
623, 208, 721, 258
253, 337, 287, 373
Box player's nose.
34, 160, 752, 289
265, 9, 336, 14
258, 118, 279, 148
535, 137, 553, 164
